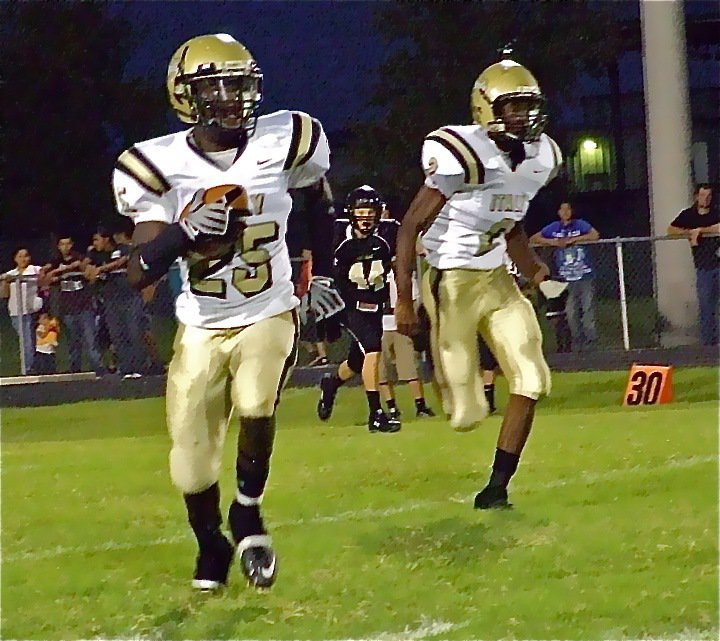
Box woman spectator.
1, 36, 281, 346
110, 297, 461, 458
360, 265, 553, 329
1, 247, 46, 372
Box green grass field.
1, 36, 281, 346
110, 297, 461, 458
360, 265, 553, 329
2, 368, 718, 640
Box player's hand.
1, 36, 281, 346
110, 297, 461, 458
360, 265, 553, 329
689, 228, 702, 246
178, 189, 230, 241
395, 298, 418, 336
532, 262, 551, 286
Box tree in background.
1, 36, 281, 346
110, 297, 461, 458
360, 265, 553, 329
0, 2, 166, 240
347, 2, 622, 211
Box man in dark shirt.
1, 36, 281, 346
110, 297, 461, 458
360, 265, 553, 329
668, 184, 720, 345
48, 235, 103, 373
86, 225, 147, 377
316, 186, 398, 433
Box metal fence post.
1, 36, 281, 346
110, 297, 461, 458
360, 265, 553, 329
615, 240, 630, 351
17, 274, 28, 375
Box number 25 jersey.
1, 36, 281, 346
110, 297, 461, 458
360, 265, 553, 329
111, 110, 330, 329
421, 125, 562, 271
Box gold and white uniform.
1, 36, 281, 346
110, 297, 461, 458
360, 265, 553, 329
420, 125, 561, 430
112, 110, 329, 493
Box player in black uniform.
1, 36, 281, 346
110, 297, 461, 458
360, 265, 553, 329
317, 186, 398, 433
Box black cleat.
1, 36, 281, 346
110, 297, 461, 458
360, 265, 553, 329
473, 484, 511, 510
388, 406, 402, 422
237, 535, 277, 589
416, 406, 436, 418
191, 535, 234, 591
369, 409, 400, 433
317, 374, 337, 421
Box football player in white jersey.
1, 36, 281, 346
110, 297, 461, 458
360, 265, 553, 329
112, 34, 333, 591
395, 56, 562, 510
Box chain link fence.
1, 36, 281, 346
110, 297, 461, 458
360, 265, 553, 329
0, 236, 711, 378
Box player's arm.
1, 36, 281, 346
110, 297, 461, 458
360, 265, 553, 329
126, 221, 189, 290
506, 222, 549, 285
396, 187, 446, 299
396, 129, 477, 335
113, 149, 232, 290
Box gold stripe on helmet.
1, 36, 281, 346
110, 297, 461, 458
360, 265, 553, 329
115, 148, 171, 196
426, 128, 482, 185
284, 112, 318, 170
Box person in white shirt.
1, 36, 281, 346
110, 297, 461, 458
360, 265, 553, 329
1, 247, 46, 372
379, 269, 435, 420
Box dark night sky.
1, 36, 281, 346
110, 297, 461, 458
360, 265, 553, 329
110, 0, 718, 134
110, 1, 384, 132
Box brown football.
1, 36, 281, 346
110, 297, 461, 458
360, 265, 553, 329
180, 184, 250, 258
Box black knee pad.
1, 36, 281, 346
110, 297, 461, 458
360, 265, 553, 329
236, 416, 275, 499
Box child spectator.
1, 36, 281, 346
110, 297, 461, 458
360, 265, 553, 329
33, 312, 59, 374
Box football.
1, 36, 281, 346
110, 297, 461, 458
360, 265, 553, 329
180, 184, 250, 258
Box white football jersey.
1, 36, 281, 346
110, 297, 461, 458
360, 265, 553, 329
421, 125, 562, 270
112, 110, 330, 329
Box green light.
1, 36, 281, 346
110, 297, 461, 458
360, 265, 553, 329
582, 139, 598, 152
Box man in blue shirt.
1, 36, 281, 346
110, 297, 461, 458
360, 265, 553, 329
531, 202, 600, 350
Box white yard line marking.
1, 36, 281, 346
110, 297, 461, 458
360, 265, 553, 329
4, 455, 714, 563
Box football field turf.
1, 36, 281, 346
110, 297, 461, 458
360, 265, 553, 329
2, 367, 718, 640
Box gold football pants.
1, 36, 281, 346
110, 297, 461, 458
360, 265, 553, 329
166, 311, 298, 494
422, 266, 550, 430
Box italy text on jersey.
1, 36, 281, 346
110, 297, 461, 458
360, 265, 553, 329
421, 125, 562, 271
112, 110, 330, 328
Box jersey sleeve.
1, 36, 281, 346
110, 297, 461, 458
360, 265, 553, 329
284, 112, 330, 189
422, 127, 483, 198
112, 146, 174, 224
545, 136, 563, 185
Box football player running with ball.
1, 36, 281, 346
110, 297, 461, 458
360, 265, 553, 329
317, 186, 398, 433
112, 34, 337, 591
395, 55, 562, 509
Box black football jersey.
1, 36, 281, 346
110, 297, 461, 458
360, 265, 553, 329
333, 233, 393, 309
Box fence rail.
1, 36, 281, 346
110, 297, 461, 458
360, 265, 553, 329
1, 235, 715, 378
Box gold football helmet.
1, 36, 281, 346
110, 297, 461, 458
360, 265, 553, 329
471, 59, 547, 142
167, 33, 262, 130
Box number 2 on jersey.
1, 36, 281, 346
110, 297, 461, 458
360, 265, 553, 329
189, 221, 279, 298
474, 218, 515, 257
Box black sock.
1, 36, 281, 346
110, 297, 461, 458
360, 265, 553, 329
488, 448, 520, 489
366, 390, 382, 413
387, 398, 397, 410
184, 482, 223, 552
330, 374, 345, 392
484, 384, 496, 411
414, 397, 427, 411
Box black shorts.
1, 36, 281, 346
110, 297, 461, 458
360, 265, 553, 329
478, 336, 498, 371
344, 307, 383, 354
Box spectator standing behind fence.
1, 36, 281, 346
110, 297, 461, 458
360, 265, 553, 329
48, 235, 104, 374
33, 312, 59, 374
530, 202, 600, 351
1, 247, 46, 372
112, 221, 165, 374
85, 226, 146, 378
667, 184, 720, 346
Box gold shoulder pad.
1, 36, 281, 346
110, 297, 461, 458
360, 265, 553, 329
425, 127, 483, 185
283, 112, 321, 171
115, 147, 171, 197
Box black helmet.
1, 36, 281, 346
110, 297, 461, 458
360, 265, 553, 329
345, 185, 383, 235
